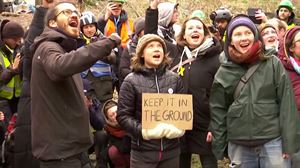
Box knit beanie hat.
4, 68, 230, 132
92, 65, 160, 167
259, 23, 277, 34
136, 34, 167, 58
1, 21, 24, 39
226, 14, 259, 47
134, 17, 145, 36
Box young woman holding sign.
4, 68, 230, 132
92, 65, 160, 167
144, 0, 223, 167
117, 34, 186, 168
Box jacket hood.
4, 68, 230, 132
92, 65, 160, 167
278, 26, 300, 71
101, 99, 119, 128
31, 27, 85, 54
280, 26, 300, 60
158, 2, 178, 27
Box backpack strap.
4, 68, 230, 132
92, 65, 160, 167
233, 62, 261, 99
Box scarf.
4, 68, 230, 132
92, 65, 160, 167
228, 40, 262, 64
184, 37, 214, 59
264, 40, 279, 52
177, 37, 214, 72
176, 37, 214, 72
105, 125, 126, 138
290, 56, 300, 75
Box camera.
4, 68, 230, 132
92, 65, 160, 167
247, 8, 262, 24
208, 25, 218, 34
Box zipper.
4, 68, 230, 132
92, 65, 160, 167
154, 69, 160, 93
154, 69, 163, 160
159, 139, 163, 161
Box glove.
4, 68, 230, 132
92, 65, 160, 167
164, 124, 185, 139
109, 33, 121, 47
142, 123, 170, 140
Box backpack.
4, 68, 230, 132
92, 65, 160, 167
1, 113, 17, 167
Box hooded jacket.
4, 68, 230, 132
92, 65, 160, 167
13, 7, 47, 168
157, 2, 178, 43
278, 26, 300, 114
102, 99, 131, 153
210, 51, 300, 159
31, 27, 119, 160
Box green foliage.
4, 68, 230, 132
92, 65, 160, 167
83, 0, 97, 6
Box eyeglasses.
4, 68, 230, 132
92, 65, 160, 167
56, 9, 80, 18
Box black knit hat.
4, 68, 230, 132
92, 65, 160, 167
1, 21, 24, 39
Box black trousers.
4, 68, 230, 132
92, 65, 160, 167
130, 148, 180, 168
40, 152, 91, 168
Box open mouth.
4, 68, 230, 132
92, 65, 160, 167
191, 34, 200, 39
69, 20, 78, 28
267, 38, 276, 43
240, 43, 250, 49
153, 54, 161, 59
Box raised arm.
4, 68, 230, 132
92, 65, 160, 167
144, 0, 160, 34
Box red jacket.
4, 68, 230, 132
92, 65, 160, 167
281, 58, 300, 114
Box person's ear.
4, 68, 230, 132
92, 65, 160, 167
49, 19, 58, 28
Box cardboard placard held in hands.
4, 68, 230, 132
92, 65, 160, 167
142, 93, 193, 130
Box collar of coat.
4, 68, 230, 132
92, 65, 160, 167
31, 27, 86, 53
138, 64, 168, 77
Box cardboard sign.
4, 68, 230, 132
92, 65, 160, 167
142, 93, 193, 130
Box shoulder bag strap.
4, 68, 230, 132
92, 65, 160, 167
233, 62, 261, 99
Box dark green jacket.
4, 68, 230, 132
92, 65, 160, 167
210, 52, 300, 159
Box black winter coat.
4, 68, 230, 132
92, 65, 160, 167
14, 7, 48, 168
145, 7, 222, 154
118, 38, 137, 87
117, 66, 185, 152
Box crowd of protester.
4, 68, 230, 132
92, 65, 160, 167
0, 0, 300, 168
